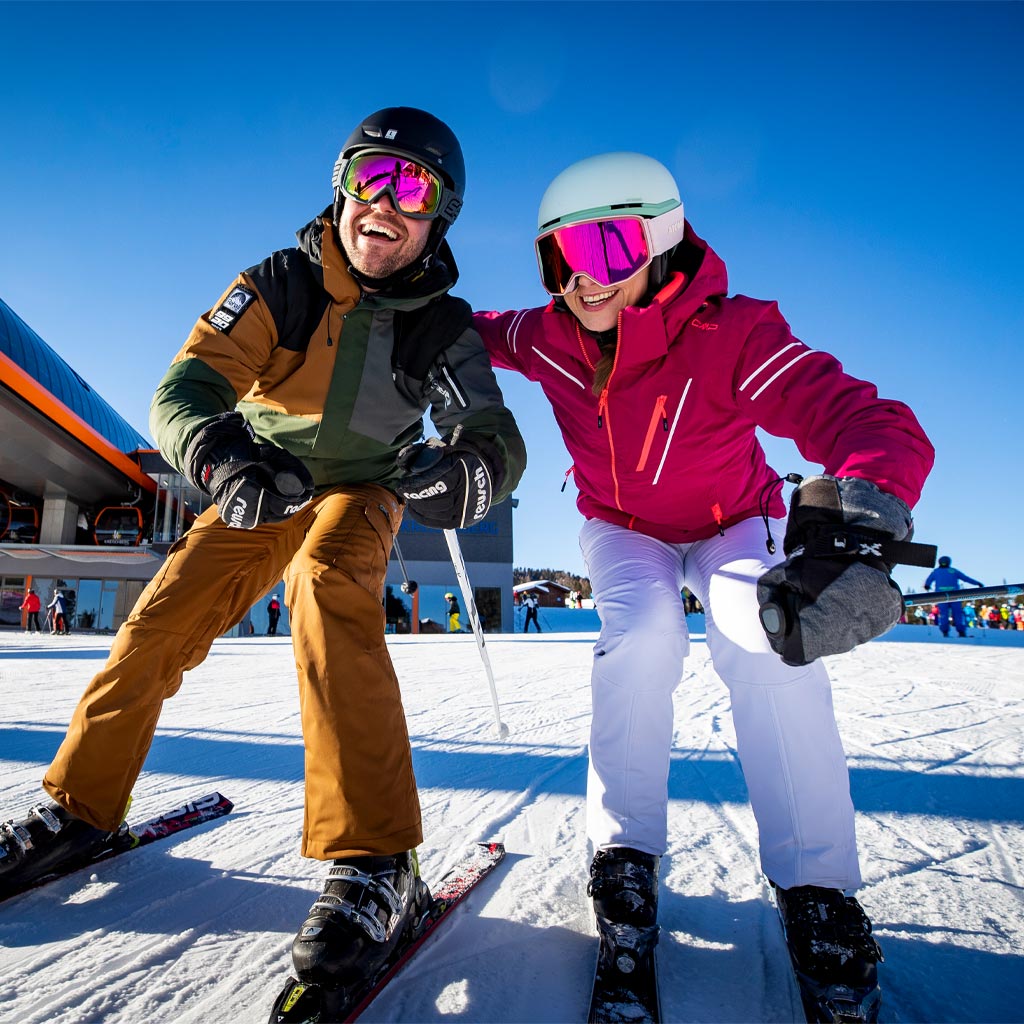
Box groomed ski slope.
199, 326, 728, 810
1, 630, 1022, 1023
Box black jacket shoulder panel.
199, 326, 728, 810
246, 247, 330, 353
392, 294, 473, 382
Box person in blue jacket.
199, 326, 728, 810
924, 556, 983, 637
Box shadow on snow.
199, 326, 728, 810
2, 728, 1022, 825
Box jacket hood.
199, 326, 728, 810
630, 220, 729, 345
664, 221, 728, 305
296, 208, 459, 300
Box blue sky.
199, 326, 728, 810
2, 1, 1021, 591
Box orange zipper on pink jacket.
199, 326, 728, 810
635, 394, 669, 472
582, 316, 626, 512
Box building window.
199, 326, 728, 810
473, 587, 501, 634
384, 586, 413, 634
1, 576, 27, 627
152, 472, 210, 544
73, 578, 120, 631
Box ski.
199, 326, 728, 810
588, 919, 661, 1024
269, 840, 506, 1023
765, 882, 882, 1024
902, 582, 1023, 608
0, 791, 233, 904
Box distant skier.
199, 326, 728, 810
924, 555, 983, 637
266, 594, 281, 636
523, 592, 541, 633
445, 592, 461, 633
20, 588, 41, 633
47, 590, 69, 635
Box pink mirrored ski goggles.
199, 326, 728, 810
535, 211, 681, 295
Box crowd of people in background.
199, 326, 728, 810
904, 554, 1022, 633
907, 602, 1023, 630
16, 583, 1021, 637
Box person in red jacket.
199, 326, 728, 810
20, 588, 41, 633
474, 152, 935, 1005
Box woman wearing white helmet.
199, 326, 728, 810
475, 152, 935, 1011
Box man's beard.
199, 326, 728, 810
347, 246, 419, 280
339, 223, 428, 283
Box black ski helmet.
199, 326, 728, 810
938, 555, 952, 567
331, 106, 465, 282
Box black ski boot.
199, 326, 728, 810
773, 883, 883, 987
588, 846, 660, 972
0, 800, 123, 899
291, 851, 431, 990
773, 882, 884, 1021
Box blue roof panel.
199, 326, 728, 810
0, 296, 150, 454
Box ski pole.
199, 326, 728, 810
391, 534, 420, 634
391, 535, 418, 594
444, 528, 510, 740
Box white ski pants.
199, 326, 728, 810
579, 516, 861, 890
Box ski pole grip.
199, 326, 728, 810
406, 443, 446, 475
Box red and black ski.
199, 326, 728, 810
269, 841, 506, 1023
0, 791, 233, 904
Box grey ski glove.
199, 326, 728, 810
757, 475, 934, 666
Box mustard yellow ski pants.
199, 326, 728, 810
43, 484, 422, 860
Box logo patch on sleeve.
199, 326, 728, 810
208, 285, 257, 334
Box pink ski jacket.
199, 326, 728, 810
474, 224, 934, 544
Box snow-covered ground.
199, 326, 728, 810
1, 629, 1022, 1023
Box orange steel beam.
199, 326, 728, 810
0, 349, 156, 493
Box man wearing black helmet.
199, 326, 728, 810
0, 108, 525, 990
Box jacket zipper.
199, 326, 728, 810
635, 395, 669, 472
574, 313, 626, 511
711, 502, 726, 536
596, 387, 623, 510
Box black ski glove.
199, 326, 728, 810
395, 427, 504, 531
184, 412, 314, 529
757, 475, 935, 666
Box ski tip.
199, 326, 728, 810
212, 792, 234, 813
476, 840, 505, 859
189, 792, 234, 816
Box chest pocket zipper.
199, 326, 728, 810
635, 395, 669, 472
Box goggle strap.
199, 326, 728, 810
437, 192, 463, 224
644, 207, 686, 258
